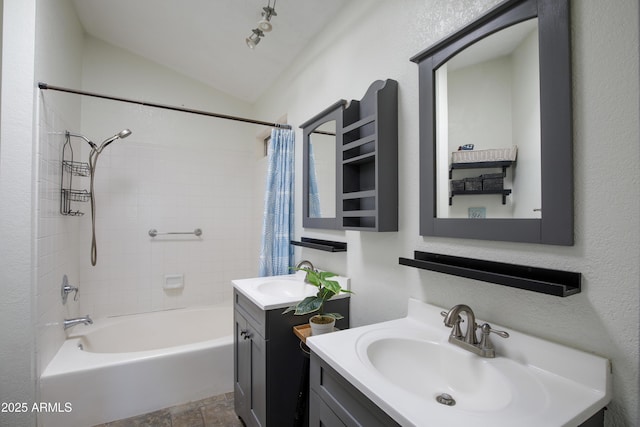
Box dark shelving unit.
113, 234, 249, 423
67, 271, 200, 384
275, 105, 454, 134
399, 251, 581, 297
449, 160, 514, 205
341, 79, 398, 231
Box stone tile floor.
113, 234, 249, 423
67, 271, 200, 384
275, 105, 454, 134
93, 392, 243, 427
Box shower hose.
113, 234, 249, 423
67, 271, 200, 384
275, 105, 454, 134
88, 149, 101, 266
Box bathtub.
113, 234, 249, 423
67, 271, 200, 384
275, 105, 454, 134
40, 305, 233, 427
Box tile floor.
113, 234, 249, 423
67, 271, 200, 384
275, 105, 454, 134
93, 392, 243, 427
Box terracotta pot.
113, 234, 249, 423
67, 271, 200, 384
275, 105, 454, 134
309, 315, 335, 336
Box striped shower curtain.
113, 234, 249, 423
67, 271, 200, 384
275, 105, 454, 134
259, 128, 295, 276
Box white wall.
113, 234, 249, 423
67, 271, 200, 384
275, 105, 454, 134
511, 28, 541, 218
0, 1, 37, 426
77, 36, 261, 317
34, 0, 84, 384
253, 0, 639, 425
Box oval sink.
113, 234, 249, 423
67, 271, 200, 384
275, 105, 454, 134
256, 280, 316, 299
308, 299, 609, 426
361, 336, 513, 412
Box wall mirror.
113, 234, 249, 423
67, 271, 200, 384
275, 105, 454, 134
411, 0, 573, 245
300, 100, 346, 229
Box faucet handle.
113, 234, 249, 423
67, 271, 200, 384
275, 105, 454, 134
479, 323, 509, 351
61, 275, 79, 304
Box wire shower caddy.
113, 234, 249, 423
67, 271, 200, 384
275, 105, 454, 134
60, 132, 91, 216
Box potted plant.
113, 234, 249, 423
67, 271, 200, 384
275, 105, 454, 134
283, 267, 352, 335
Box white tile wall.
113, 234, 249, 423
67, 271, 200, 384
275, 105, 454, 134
77, 139, 261, 318
36, 97, 83, 375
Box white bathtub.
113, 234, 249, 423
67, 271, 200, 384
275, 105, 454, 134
40, 305, 233, 427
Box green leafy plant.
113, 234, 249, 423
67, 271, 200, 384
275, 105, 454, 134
283, 268, 352, 320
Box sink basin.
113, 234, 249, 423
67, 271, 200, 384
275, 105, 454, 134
232, 273, 350, 311
256, 280, 316, 298
362, 336, 513, 411
307, 299, 611, 427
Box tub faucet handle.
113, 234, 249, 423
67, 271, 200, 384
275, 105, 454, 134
61, 275, 79, 304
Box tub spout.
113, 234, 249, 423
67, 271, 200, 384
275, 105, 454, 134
63, 315, 93, 330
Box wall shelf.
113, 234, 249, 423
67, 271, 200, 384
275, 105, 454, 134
449, 160, 514, 205
399, 251, 581, 297
290, 237, 347, 252
448, 160, 514, 178
449, 189, 512, 205
341, 79, 398, 231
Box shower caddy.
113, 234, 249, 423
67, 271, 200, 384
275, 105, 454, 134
60, 131, 91, 216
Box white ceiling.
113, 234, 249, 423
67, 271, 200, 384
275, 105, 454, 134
72, 0, 349, 103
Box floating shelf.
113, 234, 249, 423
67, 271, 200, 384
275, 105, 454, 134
290, 237, 347, 252
449, 189, 512, 205
399, 251, 581, 297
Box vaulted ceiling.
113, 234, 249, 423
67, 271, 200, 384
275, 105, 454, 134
72, 0, 349, 103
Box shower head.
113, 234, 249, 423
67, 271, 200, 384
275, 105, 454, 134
101, 129, 132, 149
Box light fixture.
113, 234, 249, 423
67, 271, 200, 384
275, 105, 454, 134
245, 28, 264, 49
245, 0, 277, 49
258, 4, 277, 32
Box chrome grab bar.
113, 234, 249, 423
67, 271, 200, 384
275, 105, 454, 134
148, 228, 202, 237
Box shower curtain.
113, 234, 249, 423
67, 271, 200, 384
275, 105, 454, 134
259, 128, 295, 276
308, 143, 321, 217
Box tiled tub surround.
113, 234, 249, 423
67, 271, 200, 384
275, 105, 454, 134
40, 304, 233, 427
75, 139, 260, 318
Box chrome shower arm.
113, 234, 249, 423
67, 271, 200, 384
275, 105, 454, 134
66, 131, 97, 149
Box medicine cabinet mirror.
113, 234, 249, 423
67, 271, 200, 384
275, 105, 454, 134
411, 0, 573, 245
300, 101, 346, 229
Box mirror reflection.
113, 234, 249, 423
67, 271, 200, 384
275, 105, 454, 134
435, 18, 541, 219
308, 120, 337, 218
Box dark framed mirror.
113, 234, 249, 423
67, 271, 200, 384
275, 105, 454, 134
300, 100, 346, 229
411, 0, 573, 245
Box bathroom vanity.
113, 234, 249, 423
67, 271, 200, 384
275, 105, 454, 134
232, 273, 350, 427
306, 299, 610, 427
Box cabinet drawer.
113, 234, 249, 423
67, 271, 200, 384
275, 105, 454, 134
310, 353, 400, 427
234, 290, 266, 338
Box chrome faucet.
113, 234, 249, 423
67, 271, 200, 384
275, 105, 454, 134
443, 304, 509, 358
63, 315, 93, 330
295, 259, 315, 271
295, 260, 316, 282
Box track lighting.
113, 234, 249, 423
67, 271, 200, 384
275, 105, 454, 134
245, 0, 277, 49
258, 5, 277, 32
246, 28, 264, 49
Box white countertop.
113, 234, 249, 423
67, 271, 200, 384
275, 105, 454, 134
231, 271, 350, 311
306, 298, 611, 427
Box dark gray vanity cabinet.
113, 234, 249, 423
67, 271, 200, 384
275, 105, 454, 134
233, 290, 350, 427
309, 352, 400, 427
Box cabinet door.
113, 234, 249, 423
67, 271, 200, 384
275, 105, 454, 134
234, 311, 250, 423
249, 328, 267, 427
234, 309, 267, 427
309, 390, 346, 427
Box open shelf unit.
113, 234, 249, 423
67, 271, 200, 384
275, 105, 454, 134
341, 79, 398, 231
449, 160, 514, 205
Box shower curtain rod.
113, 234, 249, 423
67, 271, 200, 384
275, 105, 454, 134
38, 82, 292, 130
